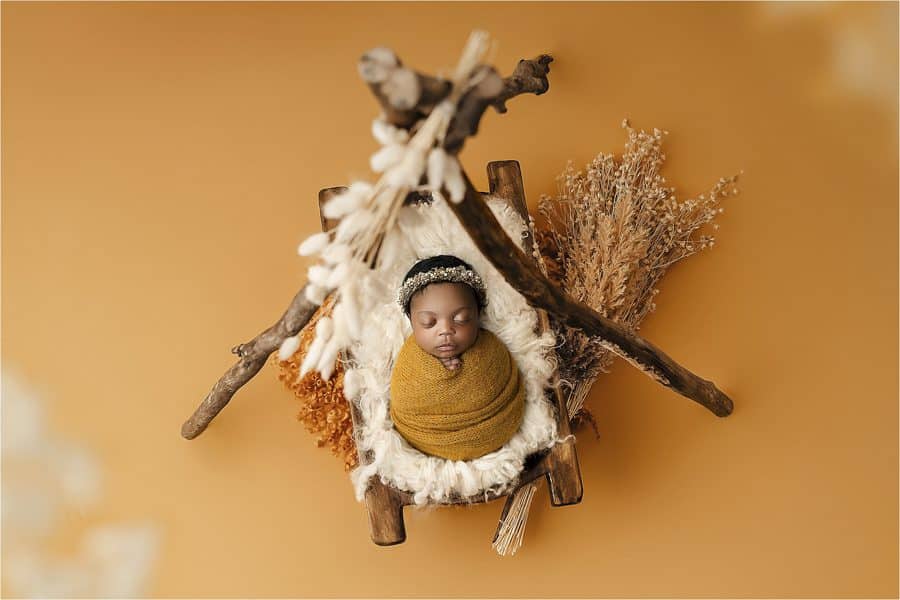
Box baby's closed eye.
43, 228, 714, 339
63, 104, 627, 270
418, 314, 471, 328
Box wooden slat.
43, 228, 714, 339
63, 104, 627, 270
486, 161, 584, 518
319, 187, 409, 544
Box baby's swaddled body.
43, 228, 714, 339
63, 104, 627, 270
390, 254, 526, 461
389, 328, 525, 461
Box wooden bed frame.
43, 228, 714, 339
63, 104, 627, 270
319, 160, 583, 546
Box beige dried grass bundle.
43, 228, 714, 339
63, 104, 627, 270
541, 119, 740, 418
493, 119, 741, 556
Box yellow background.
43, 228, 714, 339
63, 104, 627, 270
3, 2, 897, 597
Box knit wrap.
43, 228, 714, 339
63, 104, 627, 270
389, 329, 525, 461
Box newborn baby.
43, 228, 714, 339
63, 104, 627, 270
389, 255, 526, 461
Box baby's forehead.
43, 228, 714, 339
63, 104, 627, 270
411, 281, 479, 305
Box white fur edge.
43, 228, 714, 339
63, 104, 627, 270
345, 195, 562, 505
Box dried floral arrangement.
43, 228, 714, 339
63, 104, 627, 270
494, 120, 740, 554
182, 31, 738, 557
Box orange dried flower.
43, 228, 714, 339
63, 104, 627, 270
274, 300, 358, 472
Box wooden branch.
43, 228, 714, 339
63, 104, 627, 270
181, 285, 320, 439
358, 47, 452, 129
438, 170, 734, 418
494, 56, 553, 112
445, 56, 552, 153
358, 48, 553, 152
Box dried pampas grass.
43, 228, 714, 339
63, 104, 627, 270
540, 119, 740, 418
493, 119, 741, 556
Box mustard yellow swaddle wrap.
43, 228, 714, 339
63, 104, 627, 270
389, 329, 525, 461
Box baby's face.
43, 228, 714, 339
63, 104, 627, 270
408, 282, 480, 360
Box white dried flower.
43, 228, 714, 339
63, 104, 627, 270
337, 287, 362, 341
370, 144, 405, 173
372, 118, 409, 146
315, 316, 334, 342
357, 47, 398, 83
277, 334, 301, 362
297, 232, 330, 256
383, 68, 420, 111
326, 262, 349, 288
427, 147, 447, 190
316, 338, 340, 381
299, 333, 325, 376
348, 180, 374, 198
321, 243, 352, 265
330, 301, 348, 342
322, 190, 365, 220
307, 264, 333, 287
335, 209, 375, 244
385, 149, 426, 188
443, 155, 465, 203
304, 284, 327, 305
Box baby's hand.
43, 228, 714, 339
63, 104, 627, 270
439, 355, 462, 371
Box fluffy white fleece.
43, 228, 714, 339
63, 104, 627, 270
343, 194, 561, 505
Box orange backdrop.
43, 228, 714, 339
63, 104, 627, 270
2, 2, 897, 598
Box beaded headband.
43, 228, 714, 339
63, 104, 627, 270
397, 264, 487, 314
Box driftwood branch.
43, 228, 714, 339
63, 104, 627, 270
445, 56, 552, 153
358, 47, 452, 129
359, 48, 552, 153
181, 285, 320, 439
438, 173, 734, 417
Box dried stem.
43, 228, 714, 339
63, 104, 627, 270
492, 483, 536, 556
181, 285, 320, 439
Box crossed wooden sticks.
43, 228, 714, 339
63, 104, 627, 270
181, 48, 732, 441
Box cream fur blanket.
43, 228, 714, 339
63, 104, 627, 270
343, 194, 561, 505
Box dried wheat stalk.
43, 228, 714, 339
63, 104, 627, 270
493, 119, 741, 556
544, 119, 739, 414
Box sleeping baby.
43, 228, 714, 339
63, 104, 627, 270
389, 255, 525, 461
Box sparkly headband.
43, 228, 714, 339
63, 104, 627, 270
397, 265, 487, 313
